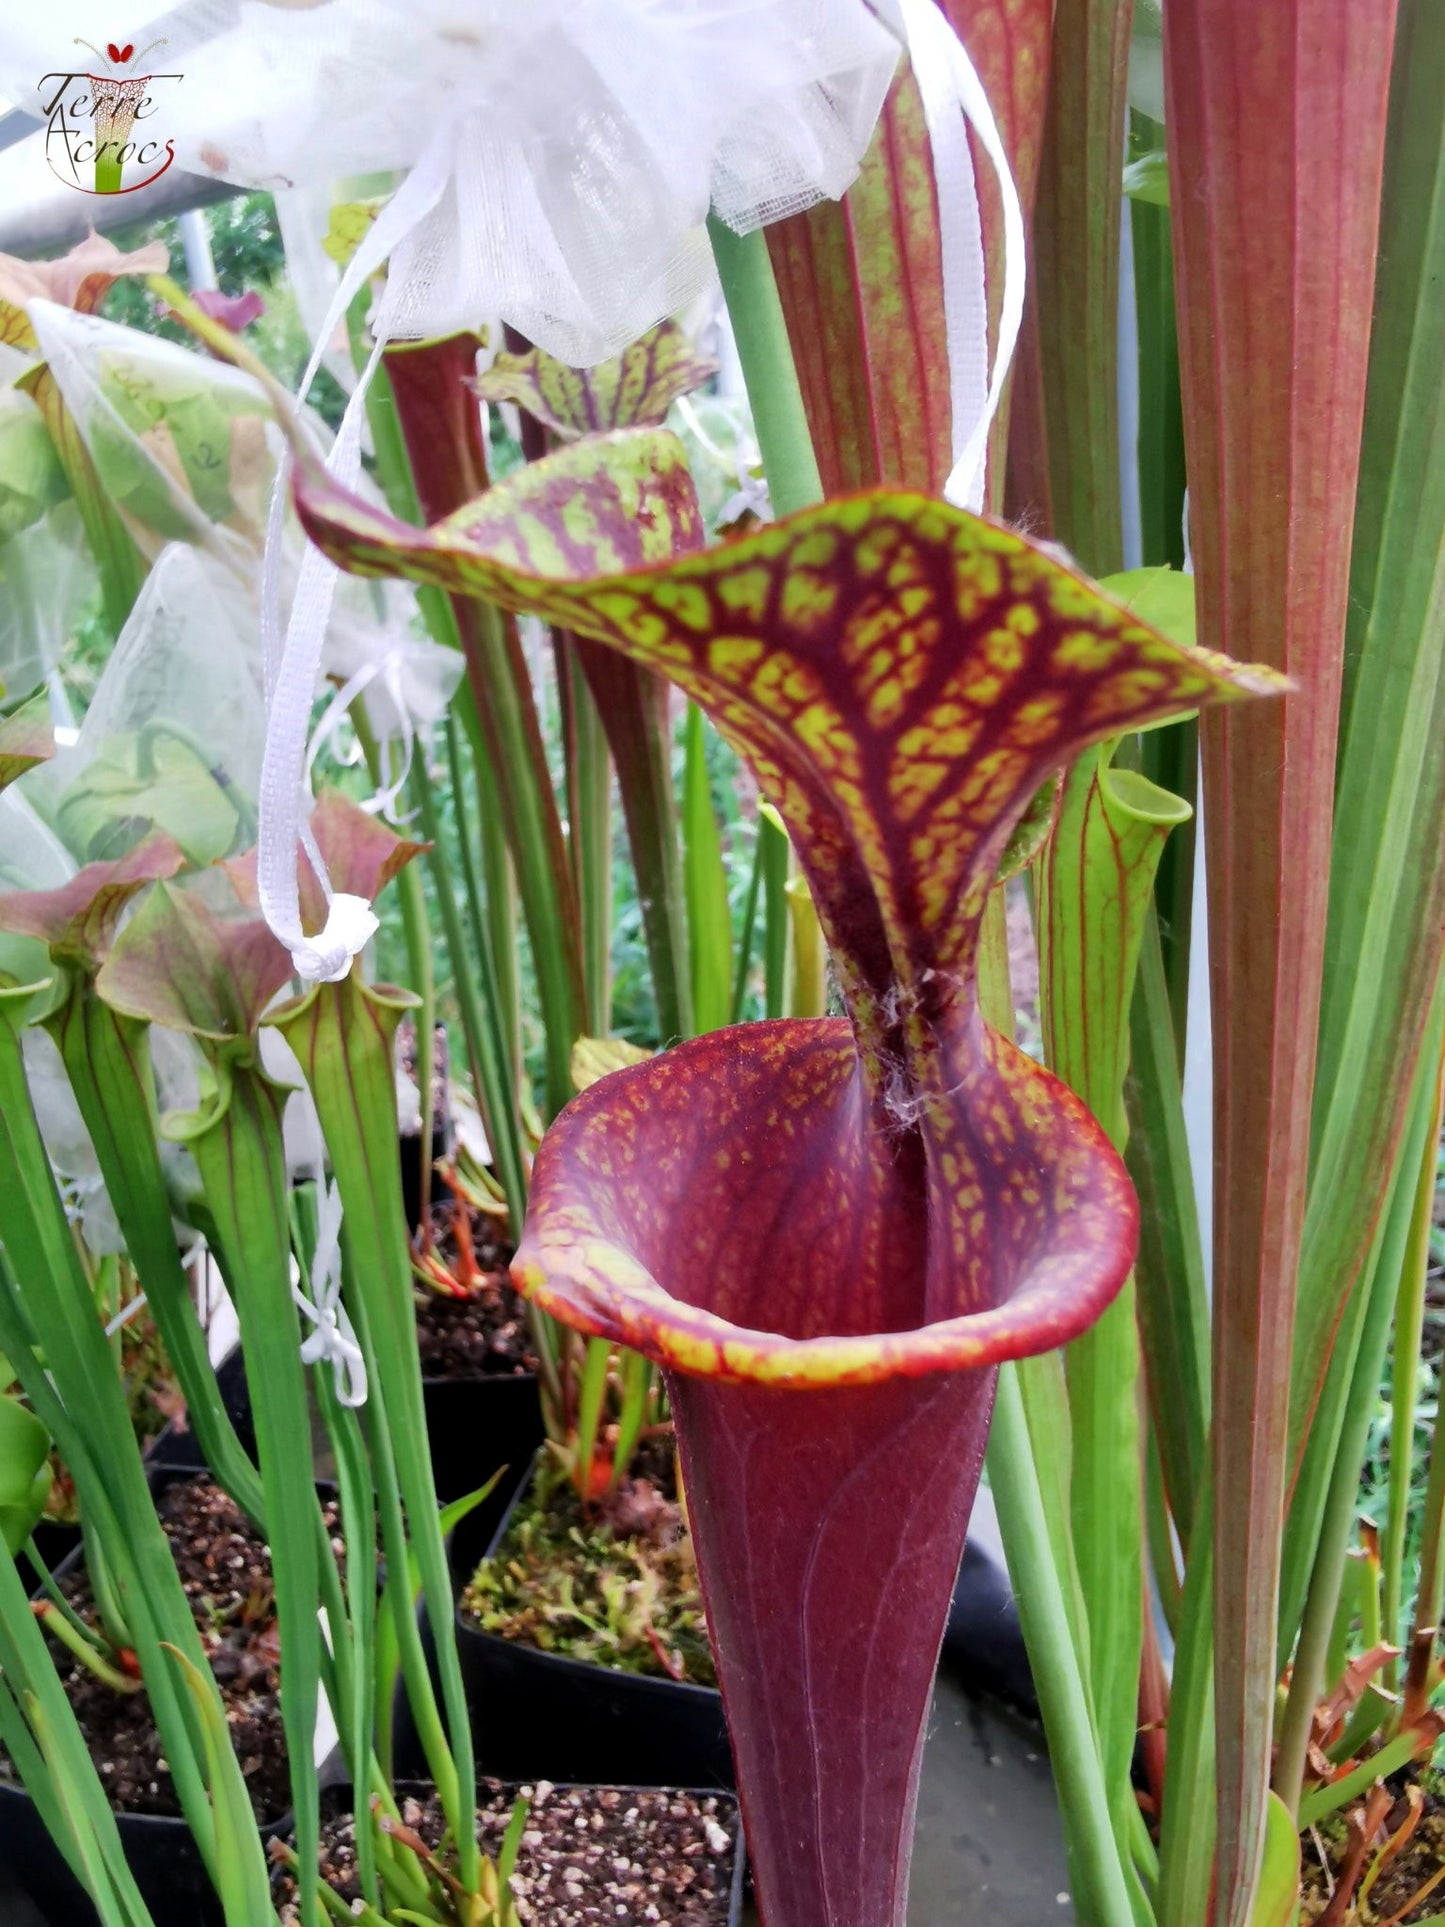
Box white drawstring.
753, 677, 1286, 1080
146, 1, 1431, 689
305, 656, 420, 822
896, 0, 1027, 513
259, 128, 459, 984
293, 1170, 369, 1408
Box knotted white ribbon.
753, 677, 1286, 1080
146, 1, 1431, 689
293, 1169, 369, 1408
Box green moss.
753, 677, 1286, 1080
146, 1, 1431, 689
462, 1453, 716, 1689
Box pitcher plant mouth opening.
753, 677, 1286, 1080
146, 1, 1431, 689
515, 1012, 1139, 1389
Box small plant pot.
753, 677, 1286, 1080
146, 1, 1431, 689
0, 1777, 294, 1927
279, 1779, 746, 1926
421, 1371, 544, 1518
0, 1468, 326, 1927
15, 1517, 83, 1599
143, 1344, 255, 1471
445, 1453, 735, 1791
145, 1346, 541, 1547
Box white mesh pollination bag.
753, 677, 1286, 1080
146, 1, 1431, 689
175, 0, 903, 365
0, 344, 93, 701
26, 300, 278, 566
40, 543, 268, 868
18, 300, 459, 795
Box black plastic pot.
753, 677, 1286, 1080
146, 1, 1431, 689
422, 1371, 544, 1517
15, 1518, 83, 1600
446, 1453, 735, 1791
287, 1779, 746, 1925
0, 1467, 296, 1927
0, 1777, 293, 1927
143, 1344, 255, 1472
145, 1348, 541, 1552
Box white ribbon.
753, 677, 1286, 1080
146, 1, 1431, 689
896, 0, 1027, 513
258, 134, 459, 983
293, 1171, 369, 1409
305, 656, 419, 823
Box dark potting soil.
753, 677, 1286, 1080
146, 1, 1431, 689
278, 1781, 739, 1925
461, 1437, 716, 1689
2, 1478, 337, 1822
414, 1270, 534, 1379
413, 1184, 535, 1379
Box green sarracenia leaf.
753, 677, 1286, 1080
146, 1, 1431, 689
164, 1646, 277, 1927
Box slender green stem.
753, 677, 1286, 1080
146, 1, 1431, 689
986, 1366, 1138, 1927
184, 1064, 325, 1927
33, 1604, 143, 1694
277, 978, 480, 1890
397, 860, 437, 1237
48, 987, 264, 1525
759, 809, 791, 1021
411, 756, 528, 1236
729, 822, 765, 1025
559, 637, 613, 1033
1156, 1487, 1218, 1927
707, 216, 823, 518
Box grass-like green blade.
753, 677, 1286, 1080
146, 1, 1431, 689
165, 1647, 276, 1927
1036, 734, 1190, 1887
1126, 917, 1209, 1543
1032, 0, 1132, 575
559, 637, 613, 1034
0, 991, 246, 1873
1273, 994, 1443, 1809
1289, 0, 1445, 1500
45, 986, 264, 1523
1163, 4, 1399, 1913
181, 1066, 324, 1927
275, 973, 480, 1890
683, 704, 733, 1036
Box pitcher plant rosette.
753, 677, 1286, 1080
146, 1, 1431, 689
234, 403, 1281, 1925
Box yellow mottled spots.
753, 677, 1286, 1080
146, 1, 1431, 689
1055, 628, 1121, 670
1005, 600, 1041, 637
868, 677, 906, 725
652, 579, 713, 631
856, 521, 905, 576
1084, 670, 1171, 722
954, 552, 1003, 623
717, 567, 771, 620
791, 527, 842, 570
709, 635, 765, 676
1009, 693, 1066, 747
957, 665, 1004, 707
794, 701, 852, 765
780, 570, 839, 630
982, 626, 1025, 674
